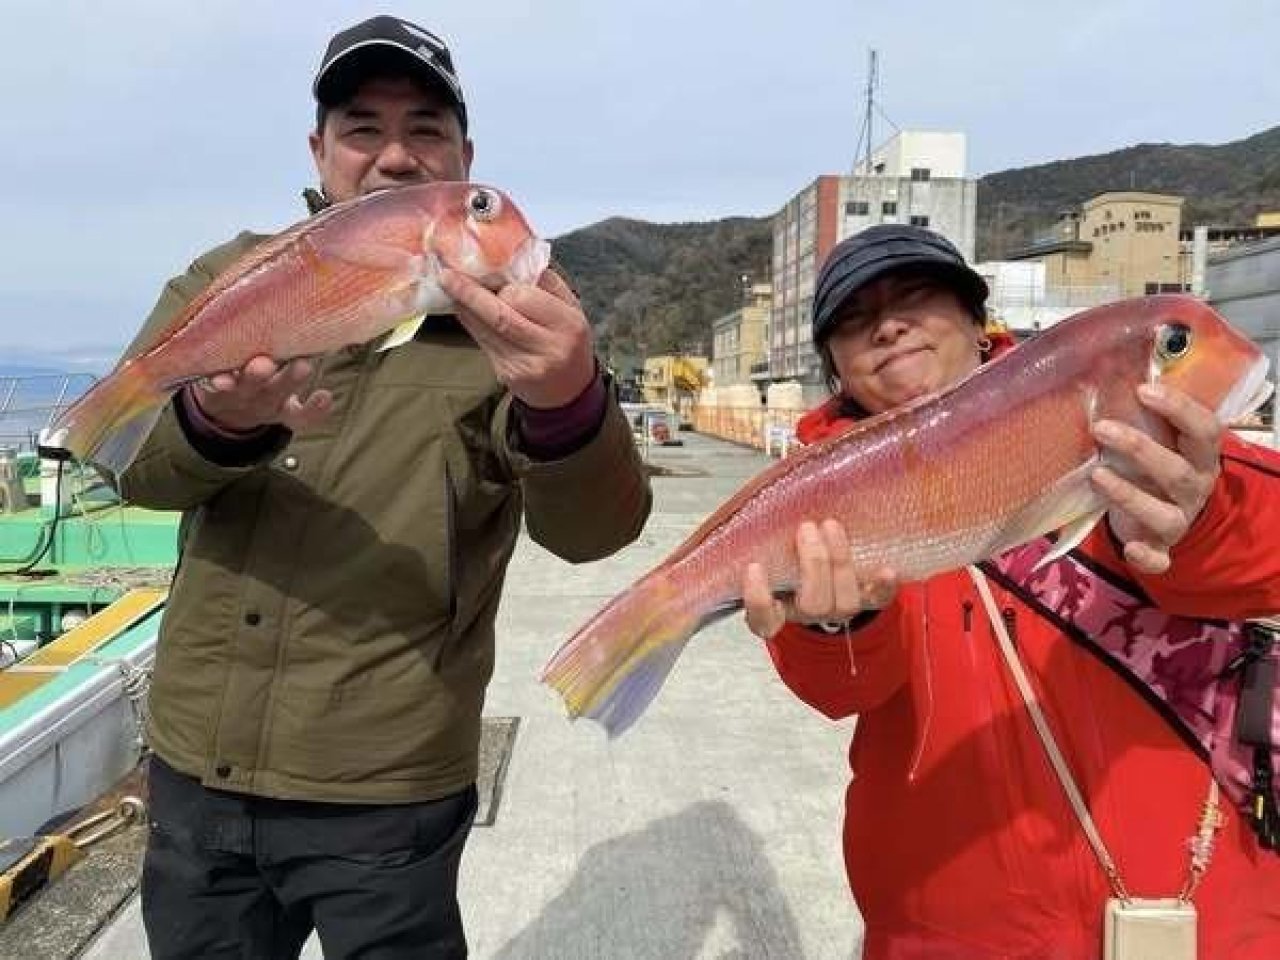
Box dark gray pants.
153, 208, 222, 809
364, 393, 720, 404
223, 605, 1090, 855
141, 756, 477, 960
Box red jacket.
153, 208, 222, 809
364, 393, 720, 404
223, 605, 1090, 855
767, 397, 1280, 959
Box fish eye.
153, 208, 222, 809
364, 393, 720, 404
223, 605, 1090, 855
1155, 322, 1192, 361
467, 188, 501, 222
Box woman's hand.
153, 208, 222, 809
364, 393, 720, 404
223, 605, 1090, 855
742, 519, 898, 639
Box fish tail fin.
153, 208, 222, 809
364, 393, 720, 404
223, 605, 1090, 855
540, 570, 706, 737
40, 361, 168, 476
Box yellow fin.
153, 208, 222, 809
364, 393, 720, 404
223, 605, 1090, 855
375, 315, 425, 353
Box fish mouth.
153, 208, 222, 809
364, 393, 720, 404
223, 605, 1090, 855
505, 237, 552, 286
1218, 354, 1274, 423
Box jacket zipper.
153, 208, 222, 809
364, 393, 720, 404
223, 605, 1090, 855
1002, 606, 1018, 648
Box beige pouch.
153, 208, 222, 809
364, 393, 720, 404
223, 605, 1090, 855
1103, 897, 1196, 960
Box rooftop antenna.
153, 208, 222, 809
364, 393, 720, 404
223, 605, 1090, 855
864, 50, 877, 175
853, 50, 879, 175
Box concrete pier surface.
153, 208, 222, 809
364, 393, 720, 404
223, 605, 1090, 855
52, 431, 862, 960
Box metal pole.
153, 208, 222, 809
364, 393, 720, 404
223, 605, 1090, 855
863, 50, 877, 176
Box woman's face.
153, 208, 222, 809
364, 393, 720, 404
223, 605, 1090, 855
825, 271, 984, 413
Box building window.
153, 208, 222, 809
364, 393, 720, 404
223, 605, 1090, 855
882, 201, 897, 215
846, 201, 870, 216
909, 215, 930, 227
910, 168, 931, 182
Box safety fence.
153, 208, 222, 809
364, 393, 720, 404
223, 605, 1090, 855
689, 406, 806, 457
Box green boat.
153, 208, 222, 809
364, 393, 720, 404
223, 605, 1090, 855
0, 374, 177, 844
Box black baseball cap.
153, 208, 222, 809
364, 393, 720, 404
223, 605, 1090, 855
812, 224, 988, 343
313, 16, 467, 133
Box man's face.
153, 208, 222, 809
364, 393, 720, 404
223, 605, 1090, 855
309, 76, 473, 203
825, 270, 983, 413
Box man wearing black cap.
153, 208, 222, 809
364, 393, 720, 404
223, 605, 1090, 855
737, 225, 1280, 956
118, 15, 650, 960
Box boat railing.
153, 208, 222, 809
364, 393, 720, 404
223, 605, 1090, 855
0, 374, 97, 453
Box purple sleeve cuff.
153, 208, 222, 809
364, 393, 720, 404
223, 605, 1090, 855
514, 372, 608, 461
181, 388, 270, 441
176, 387, 290, 467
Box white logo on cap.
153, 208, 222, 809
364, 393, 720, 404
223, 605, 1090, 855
399, 21, 443, 52
416, 44, 437, 62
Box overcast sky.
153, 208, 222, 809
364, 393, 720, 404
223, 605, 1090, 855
2, 0, 1276, 359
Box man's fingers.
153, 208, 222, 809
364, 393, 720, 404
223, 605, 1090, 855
239, 356, 283, 385
204, 372, 239, 392
500, 283, 583, 332
441, 269, 544, 349
537, 268, 582, 309
201, 356, 293, 396
279, 391, 332, 433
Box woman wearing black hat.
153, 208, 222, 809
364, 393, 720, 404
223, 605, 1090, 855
741, 224, 1280, 958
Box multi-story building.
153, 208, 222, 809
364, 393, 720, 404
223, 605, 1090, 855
1009, 192, 1185, 299
769, 131, 978, 383
711, 283, 771, 389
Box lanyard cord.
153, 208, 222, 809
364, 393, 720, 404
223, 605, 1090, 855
966, 566, 1219, 904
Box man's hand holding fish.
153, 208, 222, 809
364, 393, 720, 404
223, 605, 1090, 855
439, 264, 596, 410
189, 356, 333, 435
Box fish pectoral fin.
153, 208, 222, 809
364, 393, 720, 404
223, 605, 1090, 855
1034, 509, 1106, 570
988, 461, 1105, 559
374, 315, 426, 353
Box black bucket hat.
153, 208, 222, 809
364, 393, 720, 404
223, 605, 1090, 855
812, 224, 988, 343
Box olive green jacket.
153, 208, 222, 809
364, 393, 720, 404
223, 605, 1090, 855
118, 231, 651, 802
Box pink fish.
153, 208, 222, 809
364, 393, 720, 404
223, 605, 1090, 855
541, 295, 1273, 735
42, 182, 548, 474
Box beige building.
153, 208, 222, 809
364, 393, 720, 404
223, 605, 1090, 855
712, 283, 772, 388
1010, 192, 1185, 298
